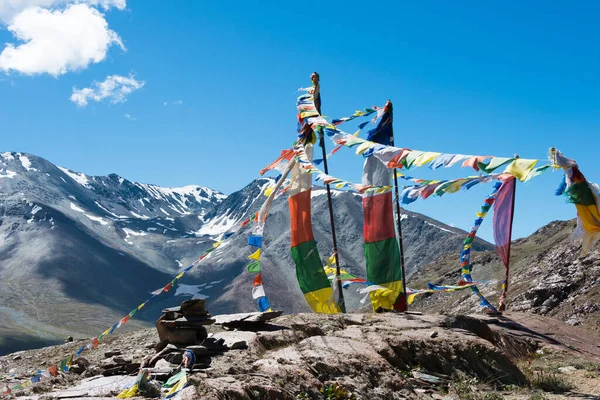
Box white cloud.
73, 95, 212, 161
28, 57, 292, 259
0, 1, 125, 23
164, 100, 183, 106
0, 4, 124, 76
70, 74, 145, 107
124, 113, 135, 120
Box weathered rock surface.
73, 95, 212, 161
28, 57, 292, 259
2, 311, 600, 399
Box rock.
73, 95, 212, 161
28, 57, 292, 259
213, 310, 283, 330
101, 363, 140, 376
156, 301, 214, 345
430, 330, 439, 338
212, 331, 258, 350
155, 359, 174, 369
185, 345, 218, 357
104, 350, 121, 358
180, 299, 209, 316
12, 354, 22, 361
175, 386, 198, 400
100, 355, 133, 368
566, 317, 581, 326
49, 375, 137, 397
558, 366, 577, 374
69, 358, 90, 375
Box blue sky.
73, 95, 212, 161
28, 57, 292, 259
1, 1, 599, 242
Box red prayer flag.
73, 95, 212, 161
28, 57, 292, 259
254, 274, 262, 286
48, 365, 58, 377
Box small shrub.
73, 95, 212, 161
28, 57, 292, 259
527, 393, 548, 400
530, 372, 573, 393
482, 393, 503, 400
320, 383, 355, 400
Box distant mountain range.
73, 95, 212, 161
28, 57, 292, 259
0, 151, 493, 355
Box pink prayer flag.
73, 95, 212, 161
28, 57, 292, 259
493, 176, 516, 268
462, 156, 490, 171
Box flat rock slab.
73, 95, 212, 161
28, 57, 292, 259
41, 375, 137, 398
212, 311, 283, 329
212, 331, 258, 350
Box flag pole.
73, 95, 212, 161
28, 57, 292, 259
388, 100, 408, 312
311, 72, 346, 313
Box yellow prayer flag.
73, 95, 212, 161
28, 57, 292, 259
353, 130, 360, 137
504, 159, 538, 181
117, 384, 139, 399
176, 272, 185, 279
355, 142, 374, 155
327, 254, 337, 266
248, 249, 261, 260
213, 241, 223, 248
414, 152, 442, 167
264, 187, 274, 197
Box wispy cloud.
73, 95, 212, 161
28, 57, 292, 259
164, 100, 183, 106
124, 113, 135, 120
0, 2, 126, 76
70, 74, 145, 107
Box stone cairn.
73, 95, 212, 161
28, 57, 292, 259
143, 299, 228, 375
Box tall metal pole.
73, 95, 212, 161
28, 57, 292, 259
388, 100, 408, 312
311, 72, 346, 313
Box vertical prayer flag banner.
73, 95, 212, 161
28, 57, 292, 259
552, 148, 600, 255
292, 87, 339, 314
289, 143, 339, 313
493, 175, 516, 310
362, 103, 404, 311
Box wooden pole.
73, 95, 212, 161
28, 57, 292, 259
311, 72, 346, 313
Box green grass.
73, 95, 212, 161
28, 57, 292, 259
530, 372, 573, 393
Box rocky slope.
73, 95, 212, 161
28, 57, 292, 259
408, 218, 600, 330
0, 151, 492, 355
1, 310, 599, 399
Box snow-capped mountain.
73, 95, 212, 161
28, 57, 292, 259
0, 151, 492, 355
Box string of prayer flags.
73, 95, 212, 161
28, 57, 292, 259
322, 109, 546, 181
460, 183, 503, 313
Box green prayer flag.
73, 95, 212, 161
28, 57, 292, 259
247, 261, 261, 273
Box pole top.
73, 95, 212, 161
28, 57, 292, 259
311, 72, 320, 85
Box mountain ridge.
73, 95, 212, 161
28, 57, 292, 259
1, 150, 494, 355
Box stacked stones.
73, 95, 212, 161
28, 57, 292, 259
155, 299, 214, 345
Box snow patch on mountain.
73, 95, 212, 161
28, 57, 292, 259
58, 166, 92, 189
1, 152, 15, 161
19, 155, 37, 172
85, 214, 108, 226
70, 203, 85, 213
425, 221, 455, 234
0, 169, 17, 179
